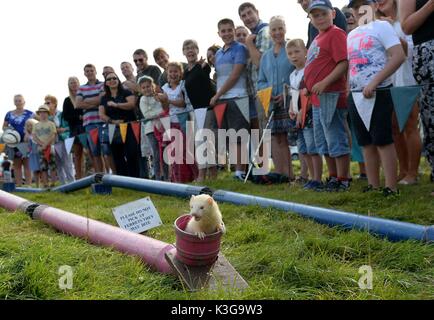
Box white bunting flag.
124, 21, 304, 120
352, 92, 376, 131
194, 108, 208, 131
235, 97, 250, 124
108, 124, 116, 144
290, 89, 300, 114
64, 137, 75, 154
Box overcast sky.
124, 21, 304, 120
0, 0, 348, 124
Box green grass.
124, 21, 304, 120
0, 162, 433, 300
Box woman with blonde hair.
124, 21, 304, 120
257, 16, 295, 181
63, 77, 85, 179
2, 94, 34, 186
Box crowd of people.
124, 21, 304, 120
1, 0, 433, 197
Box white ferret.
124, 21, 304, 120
184, 195, 226, 240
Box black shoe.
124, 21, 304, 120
233, 174, 246, 182
362, 185, 378, 193
382, 187, 400, 198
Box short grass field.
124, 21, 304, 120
0, 162, 433, 300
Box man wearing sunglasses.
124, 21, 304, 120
133, 49, 162, 85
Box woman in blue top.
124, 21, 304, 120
258, 16, 295, 180
2, 94, 34, 186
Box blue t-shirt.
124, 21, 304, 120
215, 41, 248, 100
4, 109, 34, 140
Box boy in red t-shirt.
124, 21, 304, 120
304, 0, 351, 192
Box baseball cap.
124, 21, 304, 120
307, 0, 334, 13
348, 0, 377, 8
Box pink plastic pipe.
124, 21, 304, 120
0, 190, 30, 212
0, 190, 176, 275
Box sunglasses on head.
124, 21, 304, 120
106, 77, 118, 82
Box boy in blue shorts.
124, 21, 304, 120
304, 0, 351, 192
211, 18, 250, 181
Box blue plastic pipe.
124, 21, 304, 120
14, 187, 47, 193
101, 175, 211, 199
98, 176, 433, 243
52, 175, 99, 193
212, 190, 434, 243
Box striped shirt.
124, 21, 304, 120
77, 81, 104, 126
247, 22, 272, 96
215, 41, 248, 100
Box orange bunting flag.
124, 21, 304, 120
43, 146, 51, 162
131, 122, 141, 144
119, 123, 128, 144
300, 92, 311, 129
89, 128, 99, 147
0, 144, 5, 154
213, 103, 227, 129
257, 87, 272, 116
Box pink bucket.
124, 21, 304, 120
174, 215, 223, 267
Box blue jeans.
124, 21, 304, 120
297, 127, 317, 155
313, 107, 350, 158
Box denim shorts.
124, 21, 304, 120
297, 127, 317, 155
85, 124, 106, 157
313, 107, 350, 158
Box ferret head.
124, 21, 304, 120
189, 195, 214, 221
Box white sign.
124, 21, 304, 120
112, 197, 163, 233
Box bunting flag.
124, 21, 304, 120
300, 92, 310, 129
194, 108, 208, 130
16, 143, 30, 157
108, 124, 116, 144
160, 116, 171, 132
0, 144, 5, 154
257, 87, 272, 116
54, 142, 64, 157
44, 146, 51, 162
235, 97, 250, 124
290, 89, 300, 114
160, 116, 172, 141
131, 122, 141, 144
177, 112, 189, 134
65, 137, 75, 154
120, 123, 128, 144
319, 92, 339, 129
213, 103, 227, 129
89, 128, 99, 147
78, 133, 88, 147
352, 92, 376, 131
390, 85, 422, 132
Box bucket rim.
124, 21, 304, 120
174, 214, 223, 238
